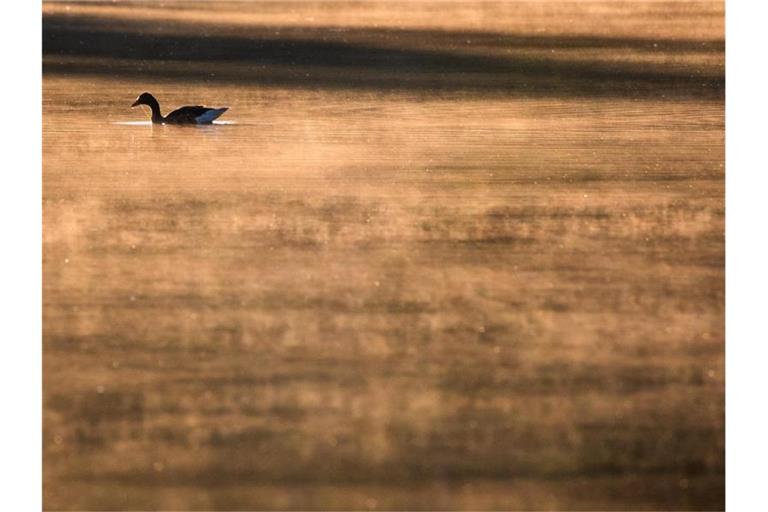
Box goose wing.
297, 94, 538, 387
165, 105, 227, 124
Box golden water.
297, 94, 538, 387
43, 1, 724, 509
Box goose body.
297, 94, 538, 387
131, 92, 228, 125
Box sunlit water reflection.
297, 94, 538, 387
113, 120, 238, 126
43, 1, 724, 510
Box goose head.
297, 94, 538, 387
131, 92, 157, 108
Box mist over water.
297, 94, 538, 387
43, 1, 724, 510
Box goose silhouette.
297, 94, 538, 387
131, 92, 228, 124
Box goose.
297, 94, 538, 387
131, 92, 228, 124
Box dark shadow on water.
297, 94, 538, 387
43, 12, 724, 98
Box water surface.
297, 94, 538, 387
43, 1, 724, 510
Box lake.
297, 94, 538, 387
43, 1, 724, 509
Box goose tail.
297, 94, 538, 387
196, 107, 229, 124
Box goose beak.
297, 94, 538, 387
131, 100, 140, 107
